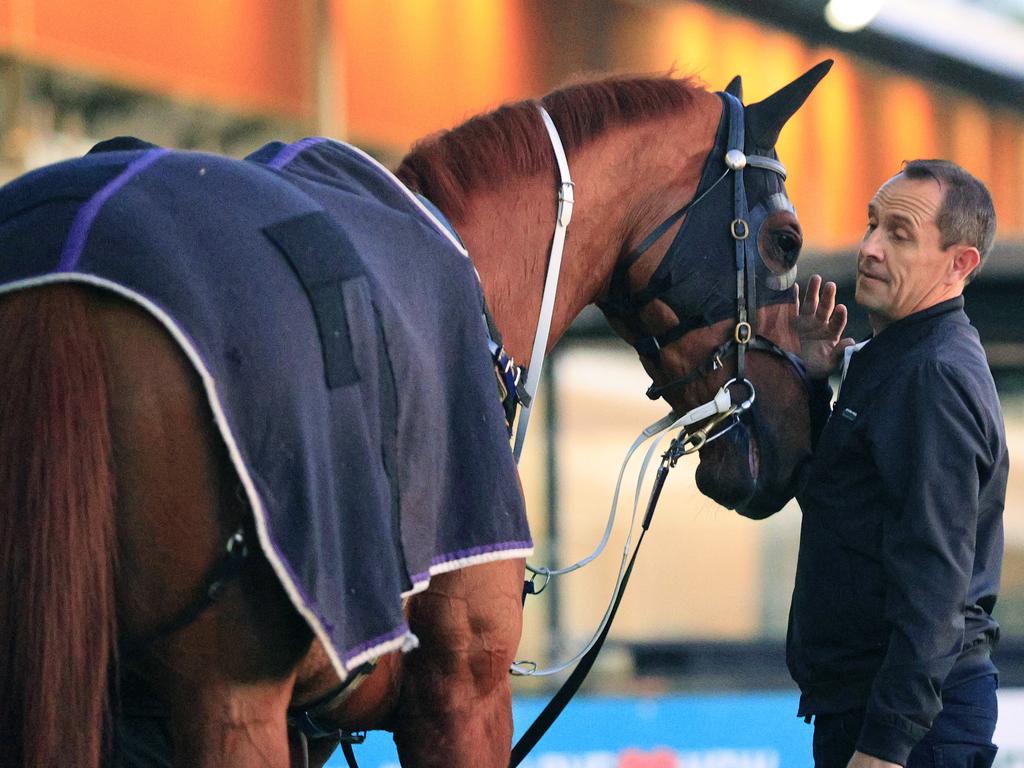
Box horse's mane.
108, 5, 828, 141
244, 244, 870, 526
395, 74, 704, 223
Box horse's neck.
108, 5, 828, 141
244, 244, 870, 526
455, 93, 722, 365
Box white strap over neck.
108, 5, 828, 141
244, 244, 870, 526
513, 105, 575, 463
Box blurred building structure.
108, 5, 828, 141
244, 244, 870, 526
2, 0, 1023, 690
4, 0, 1024, 250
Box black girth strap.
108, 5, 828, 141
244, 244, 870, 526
286, 662, 376, 768
286, 661, 375, 735
120, 525, 250, 657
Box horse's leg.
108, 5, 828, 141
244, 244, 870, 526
392, 558, 525, 767
91, 293, 312, 767
137, 552, 309, 768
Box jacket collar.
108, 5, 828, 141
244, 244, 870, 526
844, 296, 968, 379
865, 295, 965, 344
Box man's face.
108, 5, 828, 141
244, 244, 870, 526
856, 174, 954, 330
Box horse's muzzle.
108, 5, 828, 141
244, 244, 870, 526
694, 423, 758, 510
694, 411, 807, 518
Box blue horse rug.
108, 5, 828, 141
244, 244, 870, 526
0, 136, 532, 679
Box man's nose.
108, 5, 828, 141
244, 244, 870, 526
860, 229, 883, 261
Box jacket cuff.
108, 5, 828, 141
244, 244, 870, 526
856, 712, 926, 766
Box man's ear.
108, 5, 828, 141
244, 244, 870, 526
950, 245, 981, 283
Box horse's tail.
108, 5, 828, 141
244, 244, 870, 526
0, 285, 118, 768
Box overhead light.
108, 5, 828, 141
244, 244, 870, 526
824, 0, 886, 32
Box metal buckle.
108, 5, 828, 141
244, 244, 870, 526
734, 322, 752, 344
723, 377, 756, 412
226, 527, 247, 557
678, 378, 756, 454
511, 659, 538, 676
730, 218, 749, 240
558, 181, 575, 227
494, 369, 509, 401
527, 569, 550, 596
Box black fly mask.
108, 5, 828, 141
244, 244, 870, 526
598, 62, 834, 407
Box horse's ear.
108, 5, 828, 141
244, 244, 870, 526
745, 59, 833, 148
724, 75, 743, 101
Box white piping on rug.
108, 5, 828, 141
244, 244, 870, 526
401, 544, 536, 598
341, 142, 470, 258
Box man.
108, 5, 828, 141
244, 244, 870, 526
789, 159, 1006, 768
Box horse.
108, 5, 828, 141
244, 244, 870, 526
0, 60, 831, 768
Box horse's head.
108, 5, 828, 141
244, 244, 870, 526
600, 61, 832, 519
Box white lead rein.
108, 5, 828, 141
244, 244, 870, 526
512, 409, 684, 676
512, 384, 739, 677
524, 387, 732, 580
512, 106, 574, 463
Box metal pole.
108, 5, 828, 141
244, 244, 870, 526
543, 349, 563, 660
0, 58, 24, 175
314, 0, 346, 140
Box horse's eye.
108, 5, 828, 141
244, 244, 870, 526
775, 233, 797, 252
765, 229, 801, 270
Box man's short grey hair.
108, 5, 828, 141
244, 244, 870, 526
901, 159, 996, 283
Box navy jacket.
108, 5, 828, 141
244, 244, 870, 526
789, 296, 1006, 765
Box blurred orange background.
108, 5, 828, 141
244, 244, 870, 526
3, 0, 1021, 252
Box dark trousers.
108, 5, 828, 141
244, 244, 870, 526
812, 674, 998, 768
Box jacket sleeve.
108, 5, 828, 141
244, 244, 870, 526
855, 361, 992, 765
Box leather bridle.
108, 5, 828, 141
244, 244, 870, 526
599, 92, 809, 444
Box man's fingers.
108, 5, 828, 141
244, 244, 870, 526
816, 281, 838, 324
800, 274, 822, 317
828, 302, 848, 339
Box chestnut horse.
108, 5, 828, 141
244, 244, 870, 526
0, 62, 830, 768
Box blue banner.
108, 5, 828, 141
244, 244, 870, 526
326, 692, 812, 767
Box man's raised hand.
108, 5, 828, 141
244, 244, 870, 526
793, 274, 855, 379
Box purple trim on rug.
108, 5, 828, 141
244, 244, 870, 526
57, 148, 170, 273
342, 623, 412, 665
267, 137, 329, 170
430, 539, 533, 566
408, 539, 535, 584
